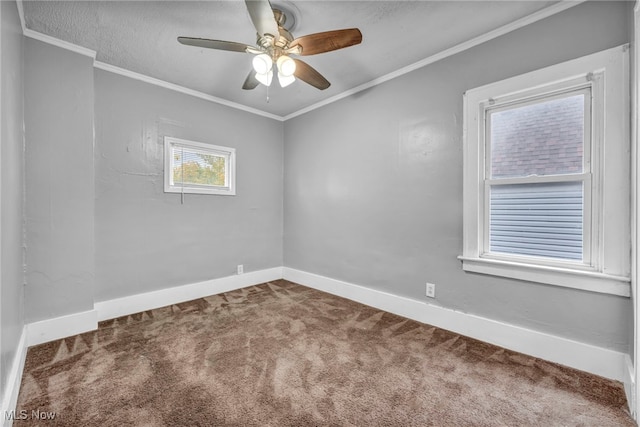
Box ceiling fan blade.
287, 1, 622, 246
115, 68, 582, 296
178, 37, 251, 53
291, 28, 362, 56
293, 59, 330, 90
245, 0, 279, 38
242, 70, 260, 90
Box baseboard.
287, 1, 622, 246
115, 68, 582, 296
21, 268, 283, 347
283, 267, 627, 382
624, 354, 636, 418
26, 310, 98, 347
95, 267, 283, 321
0, 326, 27, 427
11, 266, 628, 406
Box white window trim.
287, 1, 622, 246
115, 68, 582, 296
164, 136, 236, 196
460, 45, 630, 297
483, 88, 593, 267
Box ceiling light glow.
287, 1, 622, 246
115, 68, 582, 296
252, 54, 273, 75
277, 55, 296, 77
278, 73, 295, 88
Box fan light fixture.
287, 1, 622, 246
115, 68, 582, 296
253, 54, 274, 87
178, 0, 363, 92
253, 54, 297, 88
276, 55, 296, 87
277, 55, 296, 76
255, 69, 273, 86
277, 72, 295, 87
252, 54, 272, 75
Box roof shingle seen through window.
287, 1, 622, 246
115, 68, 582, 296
490, 94, 584, 179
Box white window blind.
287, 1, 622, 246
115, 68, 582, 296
489, 182, 583, 260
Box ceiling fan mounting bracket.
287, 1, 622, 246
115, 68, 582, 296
270, 2, 299, 32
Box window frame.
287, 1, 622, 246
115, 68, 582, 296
460, 45, 630, 297
163, 136, 236, 196
483, 87, 593, 267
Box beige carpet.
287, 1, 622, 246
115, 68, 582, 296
15, 279, 634, 426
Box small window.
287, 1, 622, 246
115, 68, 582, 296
164, 137, 236, 195
460, 45, 630, 296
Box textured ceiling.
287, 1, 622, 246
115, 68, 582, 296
22, 1, 561, 117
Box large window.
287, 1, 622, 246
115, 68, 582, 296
460, 45, 630, 296
164, 137, 236, 196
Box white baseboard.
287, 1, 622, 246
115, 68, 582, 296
0, 326, 27, 427
95, 267, 283, 321
624, 354, 636, 418
9, 265, 629, 419
283, 267, 627, 382
26, 310, 98, 347
22, 268, 283, 348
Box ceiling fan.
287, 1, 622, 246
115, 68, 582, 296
177, 0, 362, 91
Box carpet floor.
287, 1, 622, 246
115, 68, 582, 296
15, 279, 635, 426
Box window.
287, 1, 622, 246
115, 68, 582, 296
164, 137, 236, 196
460, 45, 630, 296
488, 91, 589, 262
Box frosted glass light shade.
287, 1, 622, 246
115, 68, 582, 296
255, 70, 273, 87
278, 72, 295, 88
276, 55, 296, 77
252, 54, 273, 75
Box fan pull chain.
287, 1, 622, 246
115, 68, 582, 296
266, 84, 270, 103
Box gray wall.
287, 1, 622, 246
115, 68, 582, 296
94, 71, 283, 301
24, 39, 95, 322
283, 1, 632, 352
20, 36, 283, 321
0, 0, 24, 400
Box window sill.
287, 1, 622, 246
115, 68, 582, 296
165, 186, 236, 196
458, 256, 630, 297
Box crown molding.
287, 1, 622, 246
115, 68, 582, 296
283, 0, 585, 120
93, 61, 284, 121
16, 2, 281, 121
16, 0, 26, 33
23, 28, 97, 59
18, 0, 96, 59
16, 0, 584, 122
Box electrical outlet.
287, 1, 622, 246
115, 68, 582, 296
426, 282, 436, 298
237, 264, 244, 275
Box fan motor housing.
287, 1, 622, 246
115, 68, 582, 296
257, 9, 294, 49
